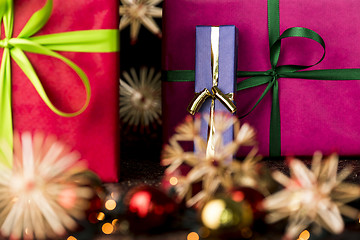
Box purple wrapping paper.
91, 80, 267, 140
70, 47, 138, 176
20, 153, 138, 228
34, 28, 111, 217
195, 26, 238, 145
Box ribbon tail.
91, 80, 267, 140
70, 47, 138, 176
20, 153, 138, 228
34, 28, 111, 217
269, 79, 281, 157
3, 0, 13, 38
30, 29, 120, 52
0, 49, 13, 168
285, 69, 360, 80
238, 77, 273, 119
237, 75, 271, 90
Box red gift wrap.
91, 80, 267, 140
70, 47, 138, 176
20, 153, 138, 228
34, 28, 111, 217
5, 0, 119, 181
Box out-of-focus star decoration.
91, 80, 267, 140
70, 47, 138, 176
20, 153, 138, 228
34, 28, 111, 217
263, 152, 360, 239
0, 132, 95, 240
161, 113, 264, 208
120, 67, 162, 131
119, 0, 163, 44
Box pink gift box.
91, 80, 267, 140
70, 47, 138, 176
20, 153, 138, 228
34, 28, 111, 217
162, 0, 360, 156
6, 0, 119, 181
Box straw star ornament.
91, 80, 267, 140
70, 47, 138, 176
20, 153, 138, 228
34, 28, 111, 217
119, 0, 163, 44
120, 67, 162, 130
0, 132, 95, 239
263, 152, 360, 239
161, 113, 261, 207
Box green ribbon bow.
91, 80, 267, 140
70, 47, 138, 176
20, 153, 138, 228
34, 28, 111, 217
163, 0, 360, 157
0, 0, 119, 167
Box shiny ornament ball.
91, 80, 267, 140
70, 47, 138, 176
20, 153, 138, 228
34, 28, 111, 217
124, 185, 178, 232
200, 197, 253, 233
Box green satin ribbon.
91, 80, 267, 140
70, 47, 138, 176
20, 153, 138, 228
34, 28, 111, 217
163, 0, 360, 157
0, 0, 119, 167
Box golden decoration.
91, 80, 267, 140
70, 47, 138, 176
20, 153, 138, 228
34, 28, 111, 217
120, 67, 162, 130
263, 152, 360, 239
161, 112, 263, 208
0, 132, 95, 239
119, 0, 162, 44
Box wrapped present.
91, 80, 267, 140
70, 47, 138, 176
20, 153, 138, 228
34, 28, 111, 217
162, 0, 360, 157
187, 25, 237, 158
0, 0, 119, 181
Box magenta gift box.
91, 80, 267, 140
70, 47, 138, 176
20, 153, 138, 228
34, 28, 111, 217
7, 0, 119, 181
162, 0, 360, 157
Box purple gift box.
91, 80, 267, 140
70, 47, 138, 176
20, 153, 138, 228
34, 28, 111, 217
189, 26, 238, 152
162, 0, 360, 157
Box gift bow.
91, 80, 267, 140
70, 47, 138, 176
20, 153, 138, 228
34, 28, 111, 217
0, 0, 119, 167
164, 0, 360, 157
187, 86, 236, 115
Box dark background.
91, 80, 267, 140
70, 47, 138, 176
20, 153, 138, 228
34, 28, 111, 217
119, 6, 164, 182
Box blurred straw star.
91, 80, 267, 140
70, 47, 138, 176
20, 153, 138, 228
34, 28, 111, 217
119, 0, 163, 44
0, 132, 95, 240
161, 113, 261, 208
120, 67, 162, 131
263, 152, 360, 239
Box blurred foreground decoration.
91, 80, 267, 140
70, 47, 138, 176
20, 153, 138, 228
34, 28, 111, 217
161, 113, 273, 208
119, 0, 163, 44
0, 132, 98, 240
120, 67, 162, 132
263, 152, 360, 239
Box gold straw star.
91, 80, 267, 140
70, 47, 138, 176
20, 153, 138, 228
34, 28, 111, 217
0, 132, 95, 239
161, 112, 261, 208
263, 152, 360, 239
119, 0, 162, 44
120, 67, 162, 131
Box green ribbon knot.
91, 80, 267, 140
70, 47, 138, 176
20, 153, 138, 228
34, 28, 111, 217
237, 2, 327, 157
0, 0, 119, 167
0, 38, 11, 48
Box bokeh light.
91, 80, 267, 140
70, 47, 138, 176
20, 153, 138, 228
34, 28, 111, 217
67, 236, 77, 240
298, 230, 310, 240
201, 199, 225, 229
97, 212, 105, 221
169, 177, 178, 186
187, 232, 199, 240
102, 223, 114, 234
105, 199, 117, 211
112, 219, 119, 225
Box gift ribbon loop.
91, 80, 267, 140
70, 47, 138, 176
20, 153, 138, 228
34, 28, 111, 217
187, 88, 211, 115
0, 0, 119, 167
187, 86, 236, 115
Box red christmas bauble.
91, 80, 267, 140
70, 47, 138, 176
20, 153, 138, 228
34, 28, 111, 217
124, 185, 178, 232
